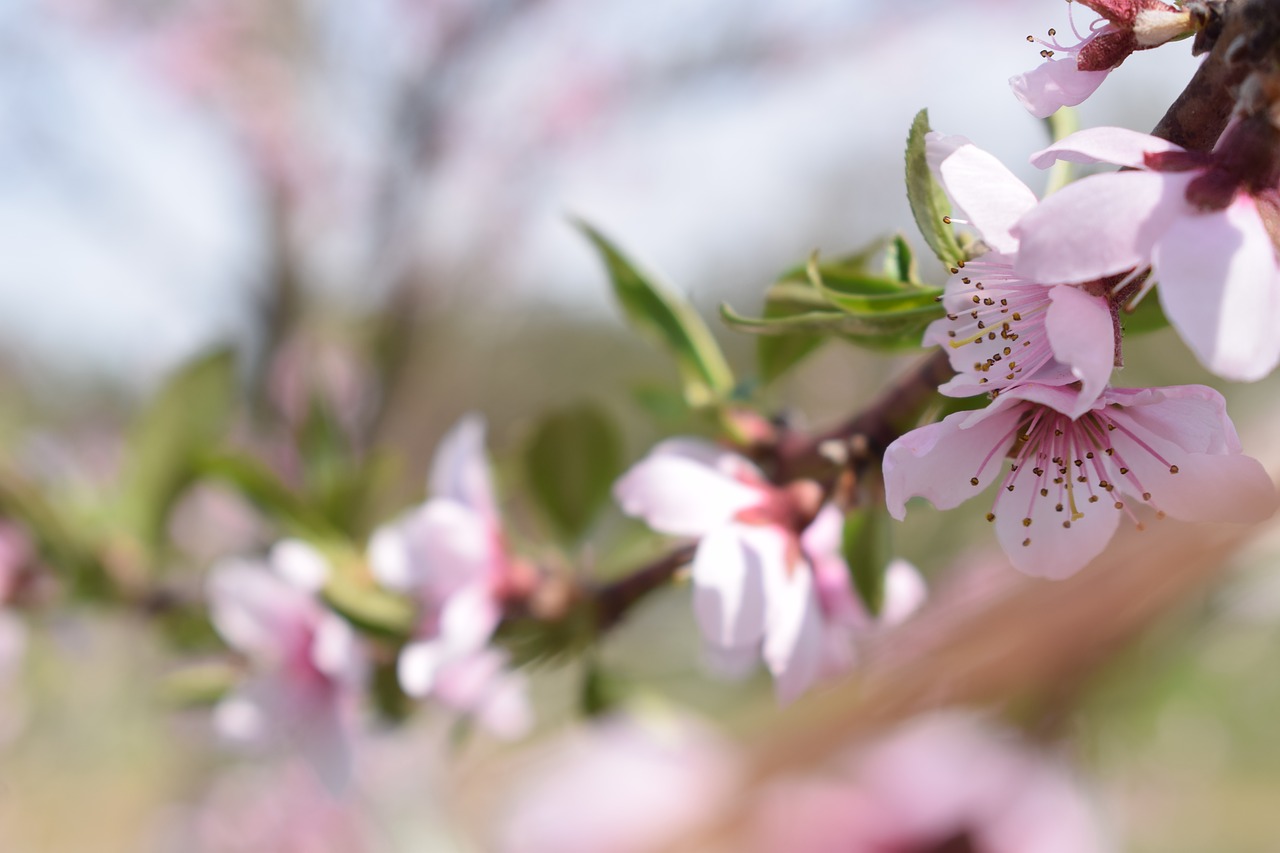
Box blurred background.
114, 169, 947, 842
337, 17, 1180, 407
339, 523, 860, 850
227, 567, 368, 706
3, 0, 1280, 850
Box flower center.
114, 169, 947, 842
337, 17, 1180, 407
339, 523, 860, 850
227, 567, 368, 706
971, 402, 1179, 547
941, 259, 1055, 391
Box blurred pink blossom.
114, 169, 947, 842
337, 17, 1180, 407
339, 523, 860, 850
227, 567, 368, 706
498, 712, 740, 853
753, 712, 1111, 853
190, 762, 374, 853
1011, 0, 1191, 117
208, 539, 368, 791
369, 414, 533, 738
884, 382, 1277, 578
615, 439, 925, 703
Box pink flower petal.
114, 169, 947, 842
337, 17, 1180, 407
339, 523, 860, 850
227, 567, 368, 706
614, 439, 767, 537
208, 560, 315, 663
398, 638, 447, 697
271, 539, 330, 593
437, 582, 502, 653
992, 458, 1121, 579
1153, 197, 1280, 381
879, 560, 928, 627
883, 407, 1024, 520
691, 524, 769, 649
1044, 285, 1115, 416
1009, 58, 1109, 119
429, 414, 499, 525
1013, 170, 1190, 284
370, 500, 496, 599
762, 562, 824, 704
310, 613, 366, 688
1105, 390, 1278, 523
1030, 126, 1185, 169
926, 134, 1037, 253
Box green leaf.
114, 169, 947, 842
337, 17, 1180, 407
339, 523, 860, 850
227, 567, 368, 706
159, 661, 239, 708
842, 502, 893, 617
757, 296, 828, 383
807, 255, 943, 314
578, 221, 734, 407
118, 349, 239, 552
905, 109, 966, 268
884, 234, 920, 284
524, 403, 623, 542
323, 572, 416, 639
195, 452, 340, 538
722, 303, 941, 353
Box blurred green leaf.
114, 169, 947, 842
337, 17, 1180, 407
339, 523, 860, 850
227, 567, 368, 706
525, 403, 623, 543
581, 658, 624, 717
195, 451, 339, 538
884, 234, 920, 284
577, 221, 734, 407
323, 572, 416, 640
159, 661, 238, 708
905, 108, 965, 268
118, 349, 239, 553
842, 500, 893, 617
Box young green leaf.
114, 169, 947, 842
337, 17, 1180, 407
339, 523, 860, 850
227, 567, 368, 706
117, 348, 239, 552
905, 109, 965, 268
577, 221, 734, 407
842, 501, 893, 617
524, 403, 623, 543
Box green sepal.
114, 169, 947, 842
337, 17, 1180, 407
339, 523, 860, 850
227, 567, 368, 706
524, 403, 623, 543
577, 221, 735, 408
905, 108, 966, 268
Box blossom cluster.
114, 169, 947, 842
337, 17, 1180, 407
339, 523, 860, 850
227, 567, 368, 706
885, 3, 1280, 579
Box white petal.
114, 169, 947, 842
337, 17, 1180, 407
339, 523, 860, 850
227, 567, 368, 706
1153, 197, 1280, 381
763, 562, 825, 704
1030, 126, 1185, 169
879, 560, 928, 627
1010, 59, 1109, 119
429, 414, 499, 524
397, 638, 448, 698
614, 439, 767, 537
691, 525, 770, 649
271, 539, 330, 593
928, 134, 1037, 253
1044, 285, 1115, 416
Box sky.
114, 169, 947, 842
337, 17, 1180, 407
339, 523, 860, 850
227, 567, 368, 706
0, 0, 1201, 389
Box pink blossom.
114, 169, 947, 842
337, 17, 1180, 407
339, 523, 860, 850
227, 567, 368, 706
1013, 124, 1280, 381
925, 133, 1115, 415
368, 415, 532, 738
1011, 0, 1193, 118
497, 712, 739, 853
189, 762, 374, 853
208, 540, 368, 791
614, 439, 925, 703
752, 712, 1111, 853
884, 382, 1277, 578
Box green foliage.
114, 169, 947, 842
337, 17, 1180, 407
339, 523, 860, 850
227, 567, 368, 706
195, 451, 340, 539
159, 661, 238, 708
524, 403, 623, 543
723, 244, 944, 378
117, 349, 239, 554
578, 221, 735, 408
322, 566, 417, 640
905, 108, 966, 268
842, 498, 893, 617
